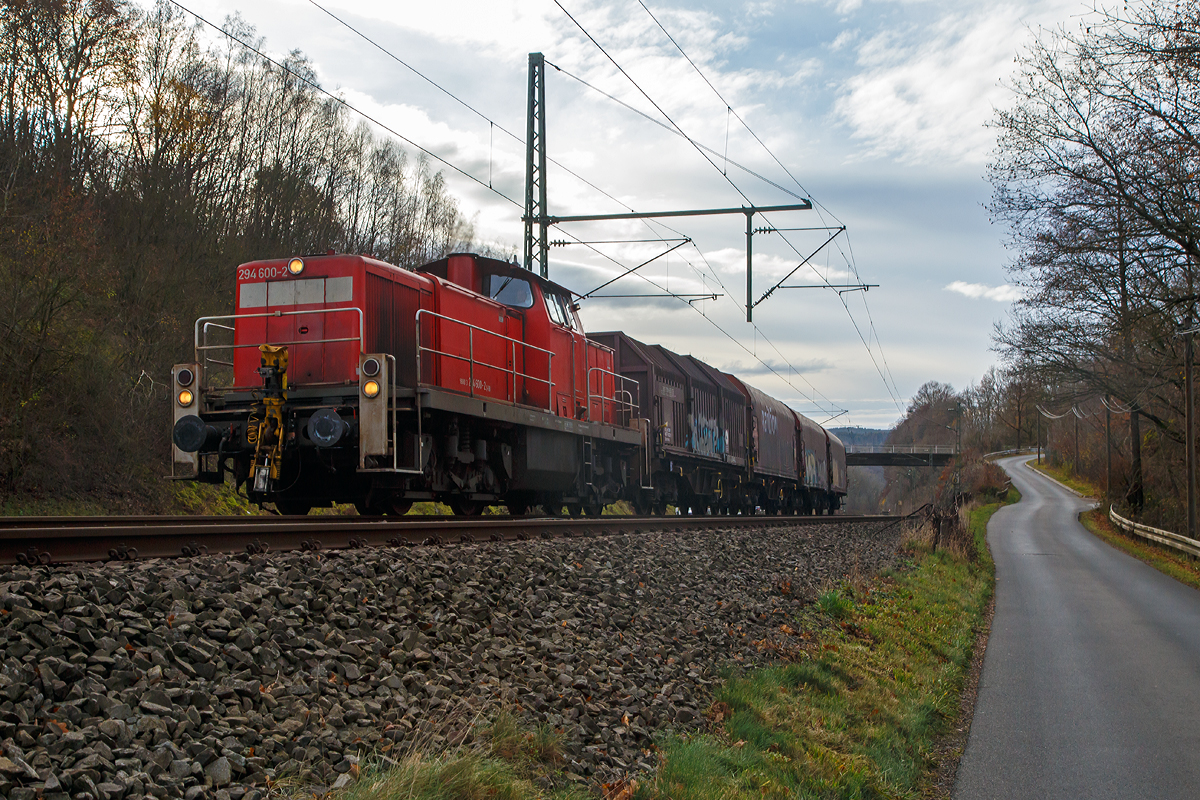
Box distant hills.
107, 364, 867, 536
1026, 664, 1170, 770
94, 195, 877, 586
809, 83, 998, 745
829, 427, 891, 446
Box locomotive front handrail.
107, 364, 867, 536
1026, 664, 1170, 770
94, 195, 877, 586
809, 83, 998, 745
415, 309, 555, 411
194, 308, 366, 385
585, 367, 639, 427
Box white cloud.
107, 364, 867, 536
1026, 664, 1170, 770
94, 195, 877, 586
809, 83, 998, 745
142, 0, 1052, 426
833, 2, 1076, 165
830, 29, 859, 51
944, 280, 1023, 302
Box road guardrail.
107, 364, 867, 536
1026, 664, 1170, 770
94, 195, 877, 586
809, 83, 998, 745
1109, 505, 1200, 560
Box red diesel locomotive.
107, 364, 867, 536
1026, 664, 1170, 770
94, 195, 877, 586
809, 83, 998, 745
171, 252, 846, 515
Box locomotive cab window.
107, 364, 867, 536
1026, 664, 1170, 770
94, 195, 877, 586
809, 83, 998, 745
483, 273, 534, 309
546, 292, 574, 329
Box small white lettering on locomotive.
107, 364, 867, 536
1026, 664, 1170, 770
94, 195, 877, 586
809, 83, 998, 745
237, 264, 291, 281
459, 377, 492, 393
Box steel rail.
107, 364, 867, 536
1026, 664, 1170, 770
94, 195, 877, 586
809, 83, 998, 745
0, 513, 537, 532
0, 514, 899, 566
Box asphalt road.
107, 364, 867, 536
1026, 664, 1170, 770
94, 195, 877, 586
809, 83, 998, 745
955, 455, 1200, 799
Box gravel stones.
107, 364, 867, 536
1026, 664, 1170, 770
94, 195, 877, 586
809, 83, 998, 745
0, 520, 900, 795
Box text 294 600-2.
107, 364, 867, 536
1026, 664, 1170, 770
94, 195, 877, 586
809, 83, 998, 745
238, 264, 290, 281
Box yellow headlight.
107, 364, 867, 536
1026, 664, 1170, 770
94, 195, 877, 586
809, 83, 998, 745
288, 257, 304, 275
362, 380, 380, 398
177, 389, 194, 406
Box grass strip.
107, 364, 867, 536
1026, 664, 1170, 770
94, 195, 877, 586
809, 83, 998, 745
324, 494, 1016, 800
1079, 509, 1200, 592
1027, 461, 1096, 496
327, 710, 588, 800
633, 494, 1014, 800
1028, 462, 1200, 592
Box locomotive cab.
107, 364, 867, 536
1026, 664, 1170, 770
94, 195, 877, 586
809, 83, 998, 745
171, 252, 643, 516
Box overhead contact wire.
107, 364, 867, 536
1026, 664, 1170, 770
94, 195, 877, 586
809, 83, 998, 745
551, 0, 756, 207
630, 0, 905, 410
166, 0, 523, 210
559, 2, 901, 413
192, 0, 843, 416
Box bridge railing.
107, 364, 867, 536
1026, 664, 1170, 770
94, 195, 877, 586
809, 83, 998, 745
845, 444, 957, 455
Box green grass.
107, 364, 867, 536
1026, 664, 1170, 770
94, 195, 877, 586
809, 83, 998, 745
172, 480, 263, 515
0, 475, 266, 517
325, 712, 587, 800
322, 490, 1019, 800
633, 492, 1015, 800
1029, 462, 1200, 592
1079, 508, 1200, 592
1029, 460, 1096, 497
331, 752, 585, 800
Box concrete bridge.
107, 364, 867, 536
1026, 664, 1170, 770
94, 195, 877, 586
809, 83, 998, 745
845, 444, 956, 467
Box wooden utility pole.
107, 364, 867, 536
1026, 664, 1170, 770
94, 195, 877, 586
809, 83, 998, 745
1187, 259, 1196, 541
1074, 411, 1080, 475
1105, 400, 1112, 501
1188, 327, 1196, 541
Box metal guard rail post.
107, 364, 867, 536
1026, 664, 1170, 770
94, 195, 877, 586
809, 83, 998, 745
415, 309, 554, 412
1109, 505, 1200, 559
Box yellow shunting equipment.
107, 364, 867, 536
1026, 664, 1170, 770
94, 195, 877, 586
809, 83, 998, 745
251, 344, 288, 493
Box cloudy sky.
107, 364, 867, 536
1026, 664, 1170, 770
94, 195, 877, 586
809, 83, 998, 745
168, 0, 1086, 427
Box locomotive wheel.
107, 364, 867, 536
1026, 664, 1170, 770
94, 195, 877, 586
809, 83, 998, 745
652, 502, 667, 516
584, 503, 604, 517
506, 501, 530, 516
387, 499, 413, 516
541, 501, 564, 517
449, 498, 483, 516
565, 503, 584, 518
274, 499, 312, 516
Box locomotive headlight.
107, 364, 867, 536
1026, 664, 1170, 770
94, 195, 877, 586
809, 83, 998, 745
288, 257, 304, 275
177, 367, 194, 387
177, 389, 194, 407
362, 380, 380, 398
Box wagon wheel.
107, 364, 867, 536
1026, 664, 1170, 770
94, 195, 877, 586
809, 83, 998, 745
652, 502, 667, 516
584, 503, 604, 517
505, 501, 530, 516
387, 499, 413, 516
541, 500, 564, 517
449, 498, 483, 516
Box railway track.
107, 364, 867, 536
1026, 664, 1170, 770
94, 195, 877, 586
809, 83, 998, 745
0, 513, 900, 566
